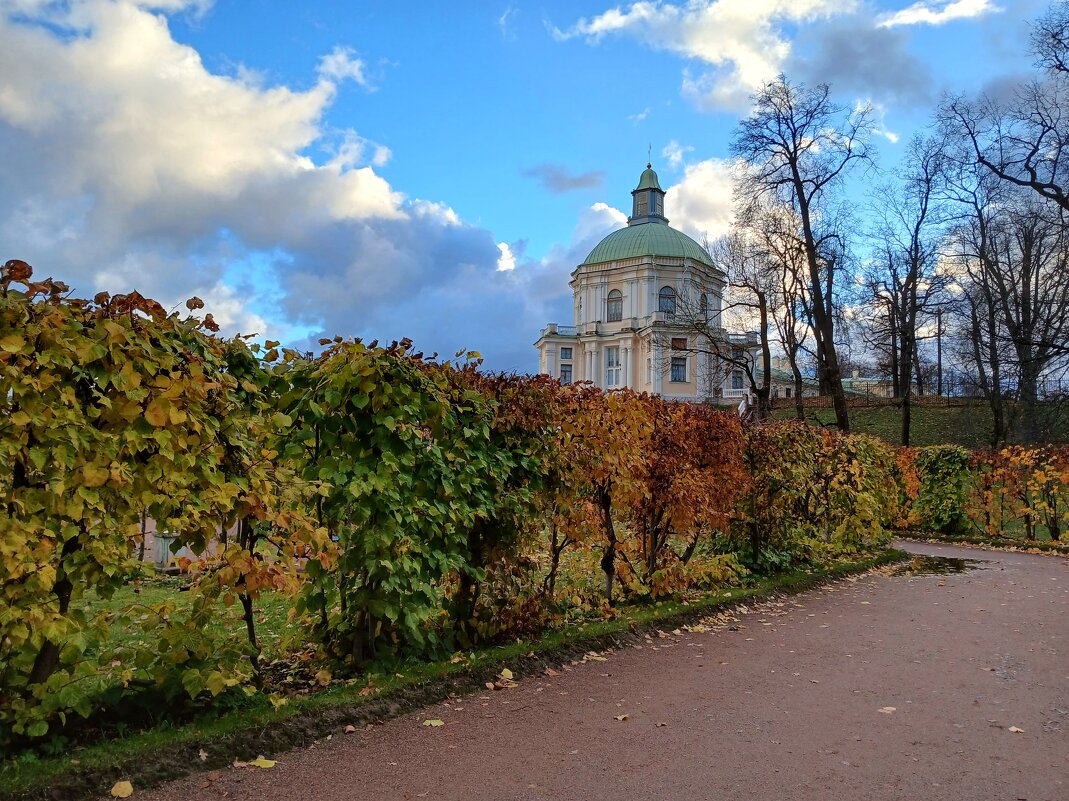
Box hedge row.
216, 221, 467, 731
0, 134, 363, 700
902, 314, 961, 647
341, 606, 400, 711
0, 263, 978, 745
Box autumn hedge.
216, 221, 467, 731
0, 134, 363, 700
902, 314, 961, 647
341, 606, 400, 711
4, 261, 1059, 748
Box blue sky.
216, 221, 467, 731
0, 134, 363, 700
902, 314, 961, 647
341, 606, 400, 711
0, 0, 1045, 371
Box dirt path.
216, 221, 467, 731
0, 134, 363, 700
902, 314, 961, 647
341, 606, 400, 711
135, 543, 1068, 801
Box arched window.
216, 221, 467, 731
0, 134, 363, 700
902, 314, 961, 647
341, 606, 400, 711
606, 289, 623, 322
658, 285, 676, 315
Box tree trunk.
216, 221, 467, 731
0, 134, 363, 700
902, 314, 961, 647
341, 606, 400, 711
28, 536, 81, 686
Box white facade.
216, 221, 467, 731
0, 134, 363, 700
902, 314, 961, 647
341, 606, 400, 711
535, 165, 757, 402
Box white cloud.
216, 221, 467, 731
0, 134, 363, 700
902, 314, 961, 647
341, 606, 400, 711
628, 106, 650, 123
663, 158, 738, 243
554, 0, 854, 110
496, 241, 517, 271
498, 4, 517, 40
662, 139, 694, 168
0, 0, 555, 372
878, 0, 1001, 28
317, 46, 372, 88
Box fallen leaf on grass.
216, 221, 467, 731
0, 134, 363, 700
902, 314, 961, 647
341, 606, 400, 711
879, 707, 896, 714
198, 748, 208, 762
249, 757, 276, 768
1008, 726, 1024, 733
613, 714, 630, 721
423, 719, 445, 727
111, 781, 134, 798
500, 668, 514, 680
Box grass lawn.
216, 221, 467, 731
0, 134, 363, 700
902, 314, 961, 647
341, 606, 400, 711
772, 403, 995, 448
87, 573, 302, 662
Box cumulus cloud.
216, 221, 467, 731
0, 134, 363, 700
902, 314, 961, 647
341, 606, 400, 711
0, 0, 569, 372
522, 163, 606, 193
663, 158, 738, 243
878, 0, 1001, 28
316, 46, 372, 87
554, 0, 854, 110
662, 140, 694, 168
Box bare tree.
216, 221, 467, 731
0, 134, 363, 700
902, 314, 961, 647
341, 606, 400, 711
745, 203, 812, 419
731, 75, 874, 432
864, 134, 952, 445
942, 3, 1069, 213
660, 233, 773, 419
945, 160, 1069, 444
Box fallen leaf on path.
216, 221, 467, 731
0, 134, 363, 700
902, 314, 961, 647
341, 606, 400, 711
249, 757, 276, 768
655, 722, 667, 727
544, 668, 560, 677
111, 781, 134, 798
1008, 726, 1024, 733
614, 714, 630, 721
344, 724, 358, 733
207, 771, 221, 782
879, 707, 896, 714
423, 719, 445, 727
486, 681, 496, 690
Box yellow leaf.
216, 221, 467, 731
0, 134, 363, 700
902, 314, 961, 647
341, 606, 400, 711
0, 334, 27, 355
111, 780, 134, 798
422, 719, 445, 727
499, 668, 514, 681
144, 399, 169, 428
249, 757, 276, 768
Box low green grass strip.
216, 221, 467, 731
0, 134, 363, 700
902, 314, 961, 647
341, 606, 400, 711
0, 549, 905, 801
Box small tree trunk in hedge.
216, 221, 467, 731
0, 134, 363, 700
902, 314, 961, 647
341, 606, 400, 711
237, 518, 262, 687
454, 571, 480, 641
240, 592, 262, 689
598, 491, 617, 604
543, 515, 564, 598
28, 535, 81, 686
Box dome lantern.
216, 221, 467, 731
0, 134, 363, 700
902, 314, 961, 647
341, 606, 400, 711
629, 163, 668, 226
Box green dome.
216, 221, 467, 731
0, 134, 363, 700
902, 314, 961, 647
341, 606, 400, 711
582, 223, 712, 266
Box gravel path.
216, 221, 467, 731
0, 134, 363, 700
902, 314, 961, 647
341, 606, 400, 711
135, 542, 1068, 801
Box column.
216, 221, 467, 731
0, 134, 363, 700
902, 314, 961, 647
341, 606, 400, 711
622, 345, 631, 388
653, 343, 663, 394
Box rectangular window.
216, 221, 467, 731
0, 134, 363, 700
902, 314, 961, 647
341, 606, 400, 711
560, 347, 572, 360
560, 364, 572, 384
605, 346, 622, 387
670, 356, 687, 383
785, 386, 792, 398
671, 337, 687, 351
731, 370, 744, 390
